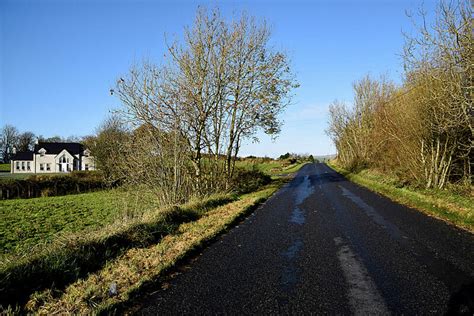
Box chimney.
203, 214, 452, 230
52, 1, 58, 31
12, 147, 16, 155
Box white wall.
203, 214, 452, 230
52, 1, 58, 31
35, 154, 57, 173
12, 160, 34, 173
12, 152, 96, 173
81, 156, 96, 171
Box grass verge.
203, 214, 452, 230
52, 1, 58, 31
235, 159, 307, 179
1, 161, 302, 313
327, 161, 474, 233
0, 193, 235, 310
27, 184, 281, 314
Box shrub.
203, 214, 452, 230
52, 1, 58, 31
231, 168, 272, 194
0, 173, 106, 200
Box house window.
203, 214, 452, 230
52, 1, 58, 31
46, 163, 51, 171
27, 162, 31, 171
21, 162, 25, 170
40, 163, 44, 171
85, 163, 89, 171
16, 162, 20, 170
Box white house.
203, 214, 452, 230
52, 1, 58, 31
11, 142, 95, 174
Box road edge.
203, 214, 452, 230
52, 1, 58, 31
326, 161, 473, 234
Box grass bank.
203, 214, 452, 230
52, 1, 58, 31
24, 184, 282, 314
236, 158, 306, 179
1, 160, 305, 313
327, 161, 473, 232
0, 193, 236, 312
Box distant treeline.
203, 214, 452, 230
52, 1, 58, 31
327, 0, 472, 189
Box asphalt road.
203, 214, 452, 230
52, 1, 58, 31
136, 163, 474, 315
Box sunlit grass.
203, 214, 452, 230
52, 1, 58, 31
33, 184, 280, 314
328, 161, 474, 232
0, 189, 158, 256
0, 164, 10, 172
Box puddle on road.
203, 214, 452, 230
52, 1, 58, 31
288, 175, 314, 226
290, 207, 305, 225
334, 236, 389, 314
282, 239, 303, 260
294, 175, 314, 205
280, 238, 304, 293
340, 186, 402, 240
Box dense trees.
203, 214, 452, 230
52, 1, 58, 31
109, 8, 297, 203
327, 0, 472, 189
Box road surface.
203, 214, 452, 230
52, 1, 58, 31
135, 163, 474, 314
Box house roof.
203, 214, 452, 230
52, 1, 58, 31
11, 151, 34, 161
34, 142, 84, 155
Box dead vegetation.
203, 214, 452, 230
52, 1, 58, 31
327, 0, 472, 190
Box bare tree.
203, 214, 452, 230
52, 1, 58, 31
223, 13, 298, 183
328, 0, 472, 189
86, 115, 130, 182
17, 131, 36, 152
114, 7, 298, 198
0, 125, 19, 163
403, 0, 472, 187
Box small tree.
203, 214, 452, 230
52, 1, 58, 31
16, 131, 36, 152
115, 7, 298, 198
0, 125, 19, 163
87, 115, 129, 182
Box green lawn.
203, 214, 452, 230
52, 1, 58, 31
0, 159, 304, 258
0, 158, 305, 312
0, 163, 11, 172
0, 189, 158, 256
0, 172, 31, 179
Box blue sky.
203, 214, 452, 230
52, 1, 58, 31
0, 0, 437, 157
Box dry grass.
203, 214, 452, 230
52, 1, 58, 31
29, 186, 279, 314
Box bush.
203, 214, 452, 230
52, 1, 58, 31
231, 168, 272, 194
0, 173, 106, 200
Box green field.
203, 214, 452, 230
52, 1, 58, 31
0, 189, 158, 256
0, 159, 306, 258
0, 173, 30, 179
236, 158, 305, 178
0, 164, 11, 173
0, 158, 307, 312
